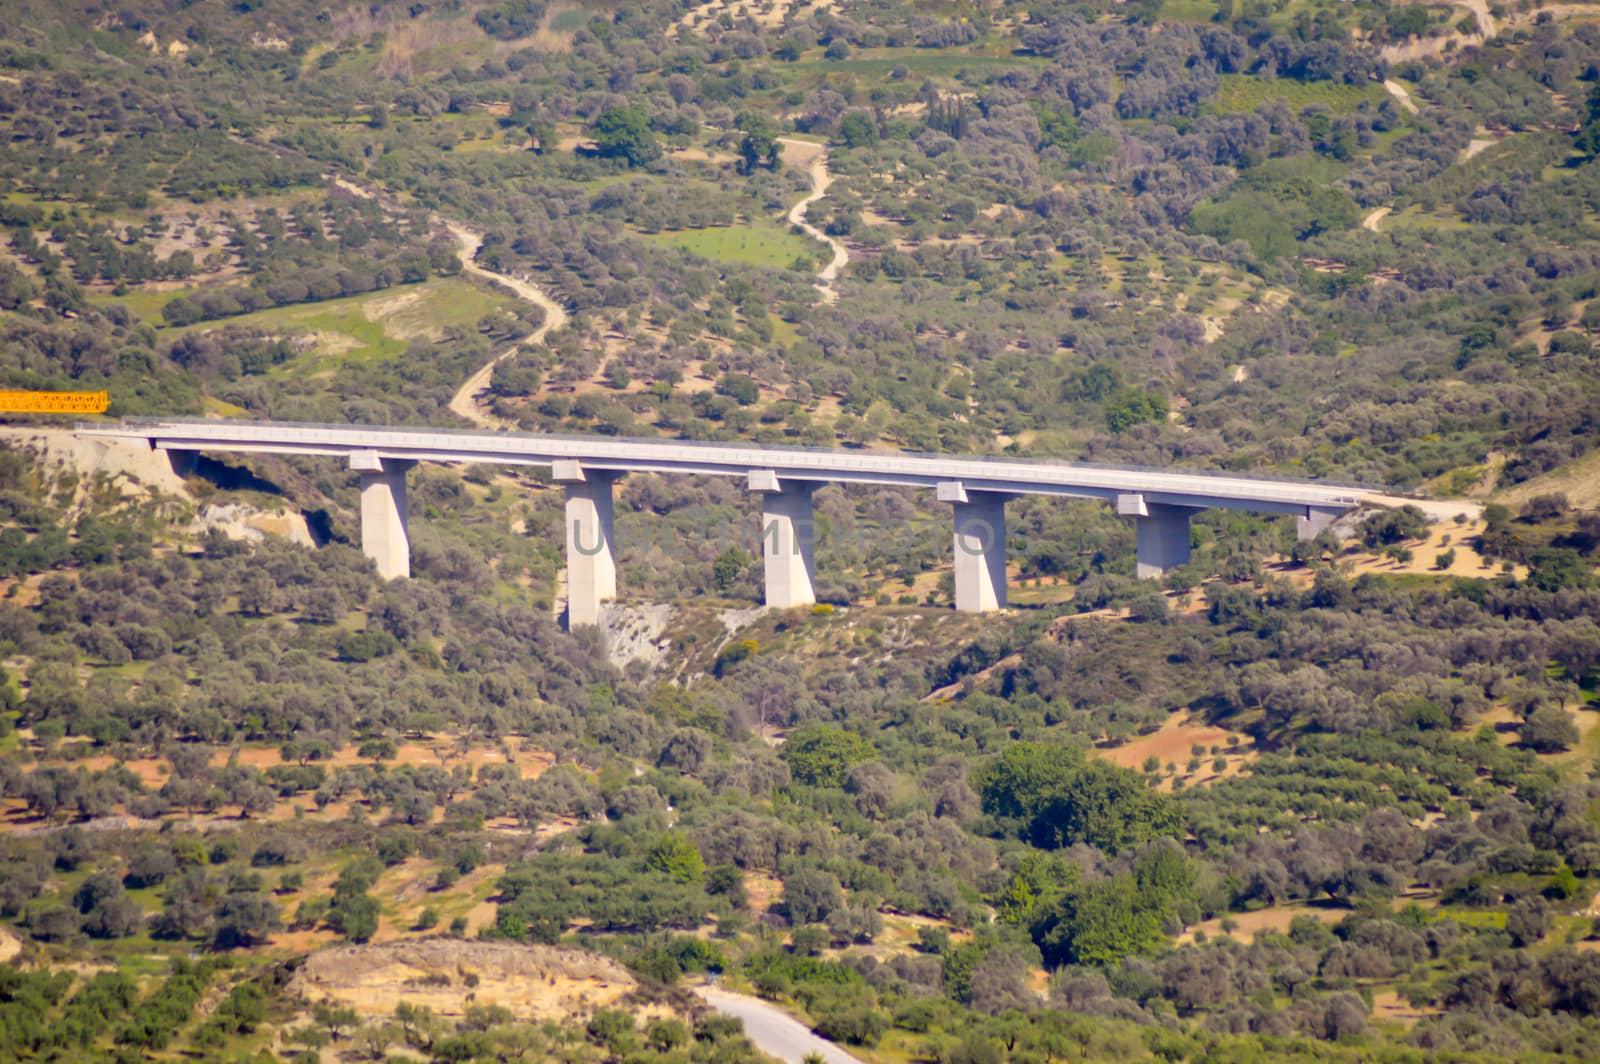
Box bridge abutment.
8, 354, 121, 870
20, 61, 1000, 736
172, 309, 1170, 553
555, 461, 618, 628
352, 451, 414, 581
1297, 507, 1342, 541
750, 471, 817, 609
166, 449, 199, 479
940, 482, 1008, 612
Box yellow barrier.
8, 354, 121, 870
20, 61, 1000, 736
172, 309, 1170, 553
0, 390, 109, 414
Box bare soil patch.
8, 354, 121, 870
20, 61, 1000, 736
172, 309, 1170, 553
673, 0, 835, 35
1495, 448, 1600, 511
1176, 904, 1343, 945
1371, 988, 1442, 1027
742, 871, 783, 916
1098, 712, 1251, 774
0, 427, 190, 504
290, 939, 635, 1021
1340, 517, 1512, 580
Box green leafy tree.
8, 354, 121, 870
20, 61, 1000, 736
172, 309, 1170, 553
978, 743, 1182, 854
835, 112, 878, 149
1528, 547, 1595, 592
1029, 761, 1182, 852
975, 742, 1084, 823
646, 832, 706, 884
1031, 877, 1166, 966
781, 868, 843, 925
995, 853, 1077, 925
1522, 705, 1580, 752
782, 725, 874, 788
592, 106, 659, 167
1578, 82, 1600, 158
716, 372, 761, 405
1104, 389, 1169, 433
736, 112, 781, 173
1360, 505, 1428, 547
329, 892, 380, 942
525, 119, 555, 154
712, 547, 751, 593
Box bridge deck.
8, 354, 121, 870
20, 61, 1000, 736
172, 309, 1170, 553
77, 418, 1367, 517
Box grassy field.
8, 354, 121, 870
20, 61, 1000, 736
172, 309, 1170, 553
1160, 0, 1221, 22
1209, 74, 1385, 115
643, 218, 820, 271
88, 287, 177, 323
1383, 204, 1474, 232
549, 7, 588, 31
93, 278, 512, 371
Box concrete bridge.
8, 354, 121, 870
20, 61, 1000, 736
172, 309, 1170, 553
77, 419, 1366, 626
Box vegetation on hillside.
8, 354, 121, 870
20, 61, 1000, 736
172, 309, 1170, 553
1, 0, 1599, 1060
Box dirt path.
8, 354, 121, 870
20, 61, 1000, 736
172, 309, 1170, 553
1383, 79, 1420, 116
444, 223, 569, 428
322, 170, 569, 428
1364, 81, 1413, 237
330, 175, 373, 201
779, 138, 848, 304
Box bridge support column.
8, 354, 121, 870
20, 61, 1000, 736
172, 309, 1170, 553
555, 461, 617, 628
939, 482, 1007, 612
351, 451, 414, 581
750, 471, 816, 609
1118, 494, 1192, 579
1297, 507, 1341, 541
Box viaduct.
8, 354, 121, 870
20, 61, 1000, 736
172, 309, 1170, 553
78, 419, 1366, 627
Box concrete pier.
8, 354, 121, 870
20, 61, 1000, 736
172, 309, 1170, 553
351, 451, 413, 580
1117, 494, 1192, 578
940, 481, 1007, 612
750, 470, 816, 608
554, 460, 618, 628
83, 419, 1371, 610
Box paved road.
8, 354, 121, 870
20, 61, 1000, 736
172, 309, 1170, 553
696, 986, 862, 1064
1364, 493, 1482, 522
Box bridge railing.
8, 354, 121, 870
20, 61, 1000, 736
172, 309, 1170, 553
100, 416, 1384, 493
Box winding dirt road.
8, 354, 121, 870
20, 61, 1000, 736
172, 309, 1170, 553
446, 136, 842, 423
445, 223, 569, 429
779, 138, 849, 304
325, 171, 569, 429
